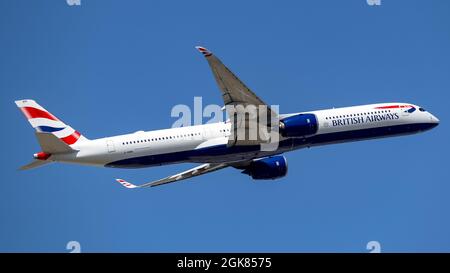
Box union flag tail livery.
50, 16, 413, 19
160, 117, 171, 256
14, 47, 440, 187
15, 99, 89, 170
15, 99, 88, 146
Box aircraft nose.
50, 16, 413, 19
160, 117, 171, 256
430, 113, 439, 125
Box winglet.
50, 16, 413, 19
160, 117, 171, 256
115, 179, 138, 189
195, 46, 212, 57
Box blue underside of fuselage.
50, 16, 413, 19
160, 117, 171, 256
105, 123, 437, 169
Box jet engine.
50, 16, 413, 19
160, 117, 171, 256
242, 155, 288, 180
279, 113, 318, 138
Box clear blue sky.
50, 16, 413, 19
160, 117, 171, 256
1, 0, 449, 252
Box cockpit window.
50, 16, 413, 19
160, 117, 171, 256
407, 107, 416, 113
419, 107, 426, 112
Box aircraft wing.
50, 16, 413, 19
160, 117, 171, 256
196, 46, 278, 147
115, 163, 229, 188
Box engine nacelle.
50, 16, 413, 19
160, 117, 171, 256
242, 155, 288, 180
279, 113, 318, 138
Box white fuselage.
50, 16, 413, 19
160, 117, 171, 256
52, 103, 439, 168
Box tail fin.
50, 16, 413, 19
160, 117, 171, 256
15, 99, 89, 146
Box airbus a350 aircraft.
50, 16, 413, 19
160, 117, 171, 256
16, 47, 439, 188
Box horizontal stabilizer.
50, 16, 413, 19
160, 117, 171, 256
35, 132, 75, 154
19, 160, 52, 171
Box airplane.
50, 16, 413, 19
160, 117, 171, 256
15, 46, 439, 188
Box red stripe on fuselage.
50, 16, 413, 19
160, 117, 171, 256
375, 105, 413, 109
60, 131, 81, 145
21, 107, 59, 121
375, 105, 400, 109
